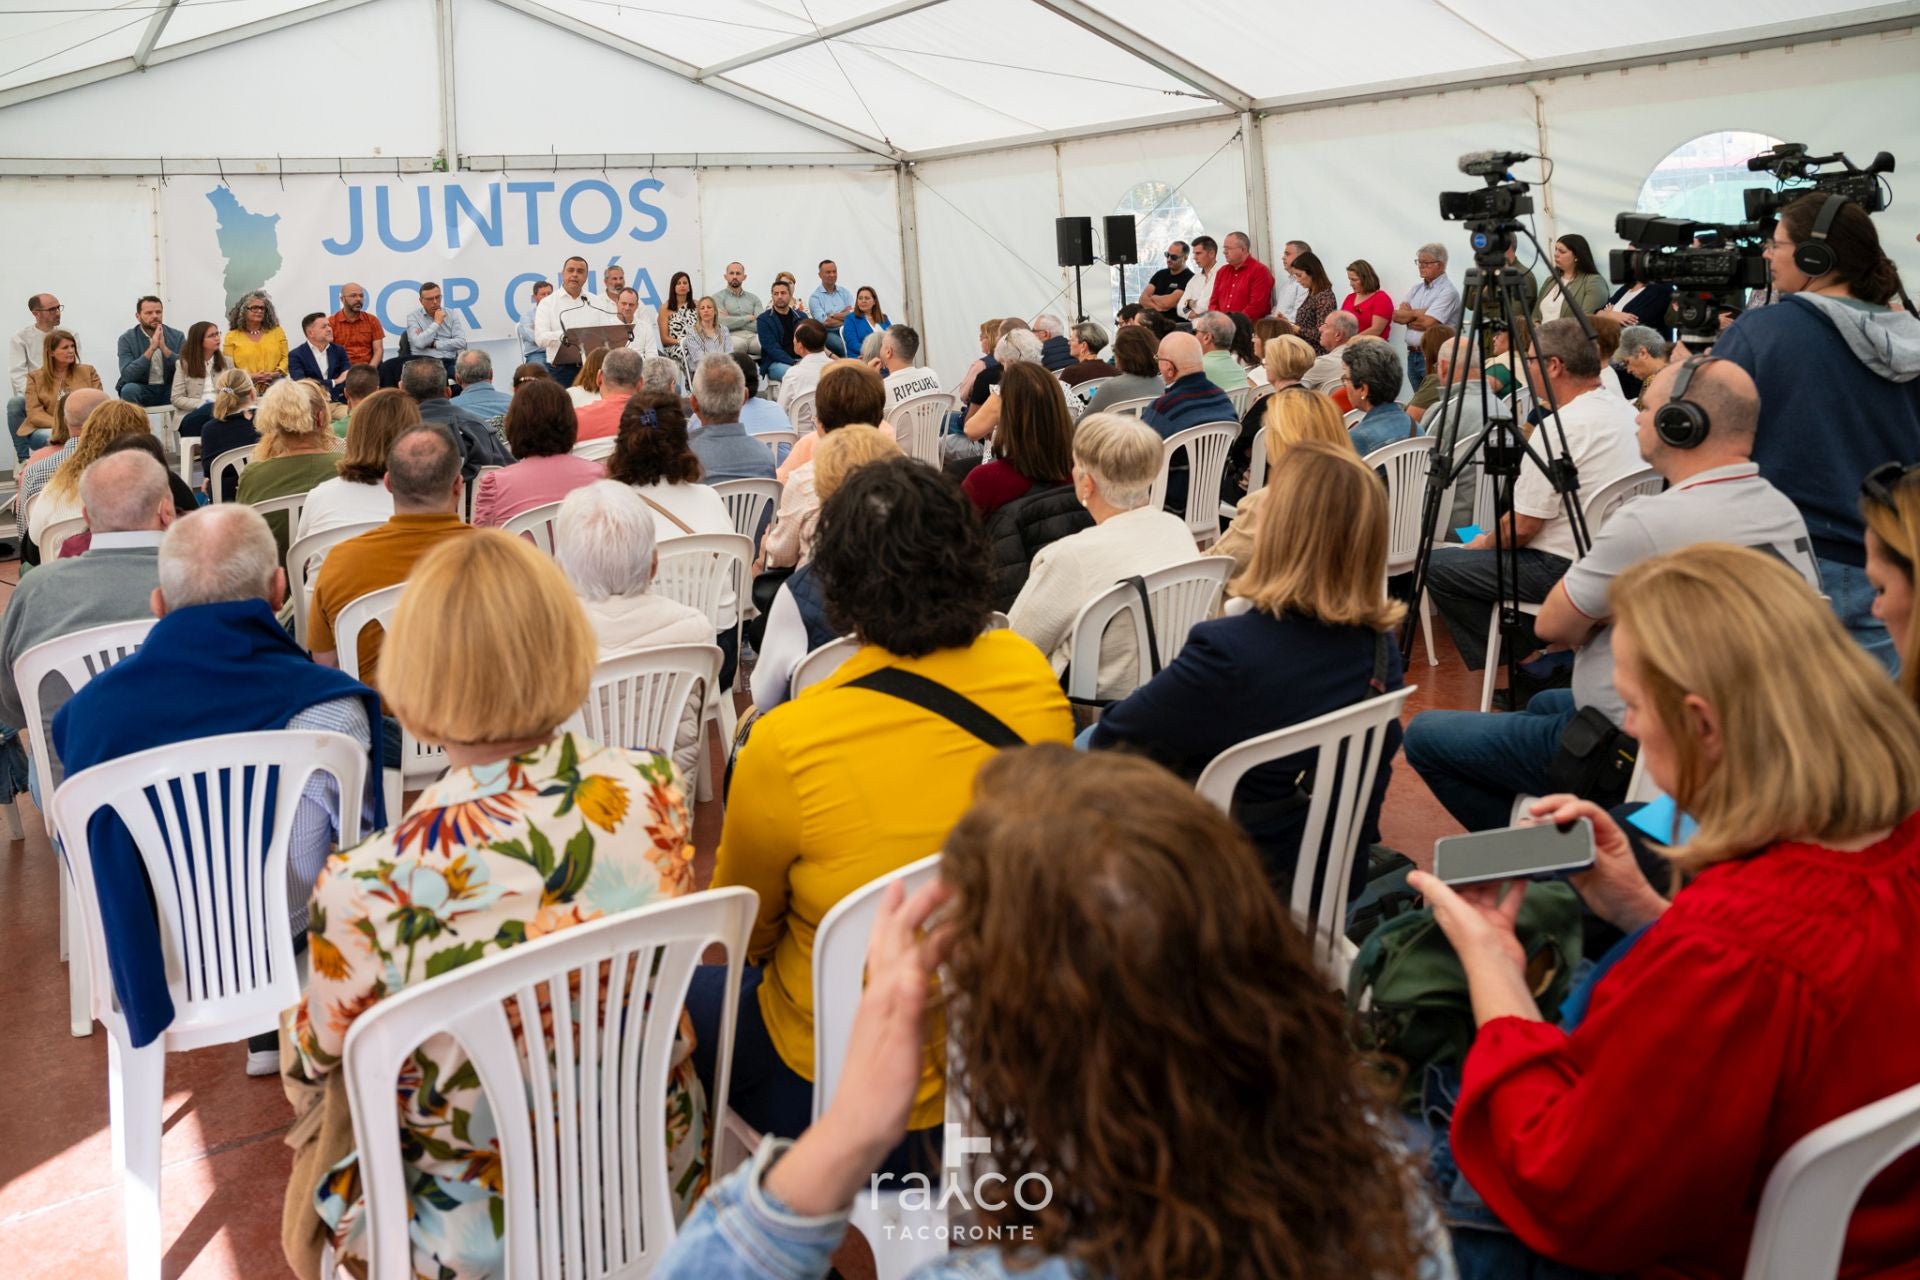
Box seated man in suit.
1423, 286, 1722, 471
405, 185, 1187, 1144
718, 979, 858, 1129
288, 312, 350, 402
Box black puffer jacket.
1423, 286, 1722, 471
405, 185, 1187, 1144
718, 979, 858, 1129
986, 482, 1094, 611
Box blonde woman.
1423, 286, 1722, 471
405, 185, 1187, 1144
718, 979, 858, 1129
198, 367, 261, 499
29, 399, 149, 550
1863, 461, 1920, 701
1212, 385, 1356, 577
236, 378, 340, 560
284, 530, 709, 1280
567, 344, 610, 409
681, 296, 733, 369
1411, 543, 1920, 1276
1226, 333, 1316, 505
750, 424, 904, 712
1092, 440, 1406, 895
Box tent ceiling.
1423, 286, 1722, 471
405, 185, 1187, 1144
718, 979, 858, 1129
2, 0, 1915, 157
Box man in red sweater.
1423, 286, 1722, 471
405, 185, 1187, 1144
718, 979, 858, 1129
1209, 231, 1275, 321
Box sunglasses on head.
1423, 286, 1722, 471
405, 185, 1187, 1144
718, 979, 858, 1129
1862, 460, 1920, 511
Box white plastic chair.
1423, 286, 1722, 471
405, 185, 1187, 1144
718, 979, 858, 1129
710, 476, 782, 560
42, 514, 88, 558
1071, 376, 1111, 406
14, 617, 156, 1037
176, 436, 201, 487
1364, 435, 1443, 668
335, 583, 448, 819
51, 729, 366, 1280
1103, 394, 1154, 419
503, 499, 565, 557
1195, 686, 1417, 982
655, 532, 753, 800
813, 853, 953, 1279
883, 390, 956, 467
205, 445, 252, 503
1146, 422, 1238, 548
1743, 1080, 1920, 1280
342, 887, 757, 1280
141, 406, 177, 458
752, 428, 800, 454
1224, 383, 1252, 416
1063, 556, 1232, 703
572, 436, 618, 462
1477, 465, 1664, 712
246, 489, 307, 545
287, 520, 382, 650
785, 388, 817, 433
789, 636, 862, 698
563, 644, 721, 772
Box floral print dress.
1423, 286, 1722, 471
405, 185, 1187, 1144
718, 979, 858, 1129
665, 305, 698, 381
286, 734, 708, 1280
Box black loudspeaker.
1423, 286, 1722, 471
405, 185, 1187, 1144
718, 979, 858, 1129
1104, 215, 1139, 265
1056, 216, 1094, 268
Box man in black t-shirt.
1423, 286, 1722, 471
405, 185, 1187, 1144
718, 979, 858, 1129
1138, 241, 1195, 336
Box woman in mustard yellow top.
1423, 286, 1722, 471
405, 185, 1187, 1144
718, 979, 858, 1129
224, 289, 288, 389
693, 457, 1072, 1162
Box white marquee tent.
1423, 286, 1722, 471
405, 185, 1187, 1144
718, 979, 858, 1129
3, 0, 1918, 383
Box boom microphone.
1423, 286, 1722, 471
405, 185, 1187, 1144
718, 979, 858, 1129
1458, 149, 1534, 178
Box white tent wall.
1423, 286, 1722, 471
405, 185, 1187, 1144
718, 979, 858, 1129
697, 165, 904, 322
1532, 30, 1920, 289
0, 178, 160, 371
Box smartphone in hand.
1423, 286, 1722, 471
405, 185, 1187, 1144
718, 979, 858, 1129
1433, 818, 1595, 887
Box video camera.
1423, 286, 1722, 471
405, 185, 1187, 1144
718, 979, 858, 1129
1438, 150, 1537, 269
1742, 143, 1895, 219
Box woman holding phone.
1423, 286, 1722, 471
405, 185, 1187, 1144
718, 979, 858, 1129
1410, 542, 1920, 1277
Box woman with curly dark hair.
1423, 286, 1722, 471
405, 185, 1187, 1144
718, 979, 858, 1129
693, 458, 1072, 1161
661, 744, 1443, 1280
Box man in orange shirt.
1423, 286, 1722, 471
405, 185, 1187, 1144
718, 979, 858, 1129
329, 282, 386, 367
574, 346, 641, 440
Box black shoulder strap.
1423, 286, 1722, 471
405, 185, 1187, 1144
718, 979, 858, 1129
1124, 575, 1163, 676
1368, 630, 1392, 697
844, 667, 1025, 750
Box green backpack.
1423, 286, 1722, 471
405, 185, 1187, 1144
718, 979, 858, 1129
1347, 881, 1586, 1112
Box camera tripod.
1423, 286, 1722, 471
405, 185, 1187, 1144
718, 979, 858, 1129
1400, 225, 1596, 700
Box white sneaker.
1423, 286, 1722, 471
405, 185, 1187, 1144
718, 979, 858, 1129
245, 1048, 280, 1077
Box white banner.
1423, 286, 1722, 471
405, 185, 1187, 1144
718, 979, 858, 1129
158, 170, 700, 344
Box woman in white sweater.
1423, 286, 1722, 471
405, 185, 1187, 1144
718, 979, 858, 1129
1008, 412, 1198, 699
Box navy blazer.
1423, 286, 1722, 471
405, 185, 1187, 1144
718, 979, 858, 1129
287, 342, 350, 400
1090, 608, 1404, 902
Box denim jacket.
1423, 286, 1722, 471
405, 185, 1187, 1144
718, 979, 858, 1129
656, 1137, 1456, 1280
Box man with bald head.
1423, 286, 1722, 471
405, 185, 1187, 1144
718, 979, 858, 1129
329, 282, 385, 367
1403, 356, 1821, 831
1140, 330, 1234, 516
0, 449, 174, 752
18, 386, 108, 515
52, 502, 380, 1072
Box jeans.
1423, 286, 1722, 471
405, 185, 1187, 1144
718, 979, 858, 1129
549, 362, 579, 388
7, 395, 26, 460
117, 383, 170, 409
1818, 556, 1898, 673
824, 331, 846, 358
1405, 689, 1577, 832
764, 361, 793, 383
1406, 347, 1426, 394
1426, 546, 1572, 670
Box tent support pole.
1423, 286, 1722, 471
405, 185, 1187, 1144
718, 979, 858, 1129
435, 0, 459, 168
896, 162, 928, 356
1239, 111, 1271, 266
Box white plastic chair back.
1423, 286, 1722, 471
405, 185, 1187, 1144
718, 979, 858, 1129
810, 853, 952, 1279
336, 584, 449, 811
246, 489, 307, 540
1247, 423, 1271, 495
1195, 686, 1416, 977
504, 499, 565, 557
42, 514, 88, 557
342, 888, 758, 1280
1224, 383, 1251, 416
1584, 465, 1664, 534
789, 636, 861, 698
1364, 435, 1441, 576
14, 617, 156, 1038
754, 428, 800, 454
51, 729, 366, 1047
1071, 376, 1111, 406
287, 519, 382, 649
1103, 394, 1154, 419
1449, 432, 1494, 533
785, 388, 817, 433
1743, 1081, 1920, 1280
1063, 556, 1232, 702
573, 437, 618, 462
710, 477, 782, 556
1146, 422, 1239, 546
883, 390, 955, 467
176, 436, 201, 486
206, 445, 252, 503
563, 644, 721, 760
654, 532, 752, 629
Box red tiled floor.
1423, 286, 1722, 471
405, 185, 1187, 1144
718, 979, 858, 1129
0, 560, 1483, 1277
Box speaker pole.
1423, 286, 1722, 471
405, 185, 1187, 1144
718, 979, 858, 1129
1074, 264, 1086, 323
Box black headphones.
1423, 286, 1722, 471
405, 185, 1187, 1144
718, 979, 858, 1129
1654, 355, 1722, 450
1792, 194, 1846, 278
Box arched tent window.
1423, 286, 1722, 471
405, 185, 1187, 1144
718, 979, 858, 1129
1636, 130, 1786, 224
1110, 181, 1206, 311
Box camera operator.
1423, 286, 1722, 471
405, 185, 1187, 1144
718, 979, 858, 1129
1715, 193, 1920, 668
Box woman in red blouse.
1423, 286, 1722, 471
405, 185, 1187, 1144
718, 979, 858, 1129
1342, 259, 1394, 340
960, 360, 1074, 518
1409, 542, 1920, 1278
